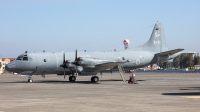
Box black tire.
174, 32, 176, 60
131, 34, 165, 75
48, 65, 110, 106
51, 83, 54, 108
69, 76, 76, 82
69, 76, 72, 82
28, 79, 33, 83
91, 77, 94, 82
91, 76, 99, 83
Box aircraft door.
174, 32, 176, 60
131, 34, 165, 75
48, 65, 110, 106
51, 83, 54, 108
36, 53, 57, 73
44, 53, 57, 73
35, 54, 47, 73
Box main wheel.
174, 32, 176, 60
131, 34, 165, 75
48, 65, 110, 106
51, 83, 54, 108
91, 77, 94, 82
91, 76, 99, 83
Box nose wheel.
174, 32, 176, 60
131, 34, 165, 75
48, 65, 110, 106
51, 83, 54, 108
69, 76, 76, 82
28, 76, 33, 83
28, 79, 33, 83
91, 76, 99, 83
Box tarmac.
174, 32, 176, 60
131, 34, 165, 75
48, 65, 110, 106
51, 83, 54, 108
0, 72, 200, 112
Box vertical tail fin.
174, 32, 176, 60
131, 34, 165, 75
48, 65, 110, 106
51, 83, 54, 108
133, 22, 168, 52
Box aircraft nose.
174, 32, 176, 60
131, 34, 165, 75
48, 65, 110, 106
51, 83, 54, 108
5, 63, 17, 72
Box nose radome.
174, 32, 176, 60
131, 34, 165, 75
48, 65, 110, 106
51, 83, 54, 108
5, 64, 9, 71
5, 63, 17, 72
5, 64, 11, 71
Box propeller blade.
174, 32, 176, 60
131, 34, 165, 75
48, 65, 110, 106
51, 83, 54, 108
64, 68, 66, 79
63, 52, 66, 79
63, 52, 65, 64
75, 49, 78, 76
75, 49, 77, 61
72, 49, 79, 66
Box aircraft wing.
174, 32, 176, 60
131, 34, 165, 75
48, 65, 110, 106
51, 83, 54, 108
91, 61, 127, 72
155, 48, 184, 56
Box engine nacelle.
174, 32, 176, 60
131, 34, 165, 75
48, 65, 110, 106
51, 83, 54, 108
78, 58, 94, 66
78, 57, 110, 68
66, 62, 76, 68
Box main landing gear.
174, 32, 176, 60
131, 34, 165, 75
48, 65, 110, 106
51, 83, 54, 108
69, 76, 76, 82
91, 76, 99, 83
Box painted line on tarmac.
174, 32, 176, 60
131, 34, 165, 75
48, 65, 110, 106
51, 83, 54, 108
0, 99, 40, 101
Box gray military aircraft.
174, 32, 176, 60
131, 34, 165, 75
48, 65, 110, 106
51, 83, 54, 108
5, 22, 183, 83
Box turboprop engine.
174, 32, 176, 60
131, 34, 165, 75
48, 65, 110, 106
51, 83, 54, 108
65, 60, 76, 68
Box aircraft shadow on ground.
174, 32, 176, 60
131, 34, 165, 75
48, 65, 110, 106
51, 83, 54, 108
0, 79, 146, 84
162, 87, 200, 96
35, 80, 100, 84
0, 80, 100, 84
179, 87, 200, 91
100, 79, 146, 82
137, 80, 146, 81
162, 92, 200, 96
100, 79, 126, 82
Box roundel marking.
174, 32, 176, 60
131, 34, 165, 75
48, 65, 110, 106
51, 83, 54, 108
136, 59, 140, 65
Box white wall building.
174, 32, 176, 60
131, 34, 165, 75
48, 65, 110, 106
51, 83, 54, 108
0, 58, 16, 74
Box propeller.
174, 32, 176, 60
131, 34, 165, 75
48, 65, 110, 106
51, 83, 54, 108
60, 52, 67, 79
60, 50, 80, 78
72, 49, 80, 76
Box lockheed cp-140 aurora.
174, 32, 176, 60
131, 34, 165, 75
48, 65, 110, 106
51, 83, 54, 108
6, 22, 183, 83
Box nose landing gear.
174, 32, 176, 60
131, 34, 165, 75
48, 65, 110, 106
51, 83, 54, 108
28, 76, 33, 83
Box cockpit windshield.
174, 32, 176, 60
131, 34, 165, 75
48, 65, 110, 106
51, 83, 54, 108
16, 54, 28, 61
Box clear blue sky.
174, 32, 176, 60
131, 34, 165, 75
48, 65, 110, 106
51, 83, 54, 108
1, 0, 200, 58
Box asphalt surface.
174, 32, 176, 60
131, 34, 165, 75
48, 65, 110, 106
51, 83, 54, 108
0, 72, 200, 112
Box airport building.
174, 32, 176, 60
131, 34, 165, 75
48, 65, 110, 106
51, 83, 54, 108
0, 58, 16, 74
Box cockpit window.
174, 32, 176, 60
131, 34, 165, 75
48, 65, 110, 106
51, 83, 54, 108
23, 57, 28, 61
16, 55, 23, 60
16, 54, 28, 61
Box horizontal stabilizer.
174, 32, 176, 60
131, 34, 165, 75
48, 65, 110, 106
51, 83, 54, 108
156, 48, 184, 56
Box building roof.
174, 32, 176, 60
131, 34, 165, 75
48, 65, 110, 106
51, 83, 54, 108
1, 58, 16, 62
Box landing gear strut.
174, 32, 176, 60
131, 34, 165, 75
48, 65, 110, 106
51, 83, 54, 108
69, 76, 76, 82
91, 76, 99, 83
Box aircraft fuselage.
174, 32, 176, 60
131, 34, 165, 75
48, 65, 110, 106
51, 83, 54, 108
6, 50, 168, 76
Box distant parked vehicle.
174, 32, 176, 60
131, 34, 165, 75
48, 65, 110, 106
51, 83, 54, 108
182, 68, 188, 71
